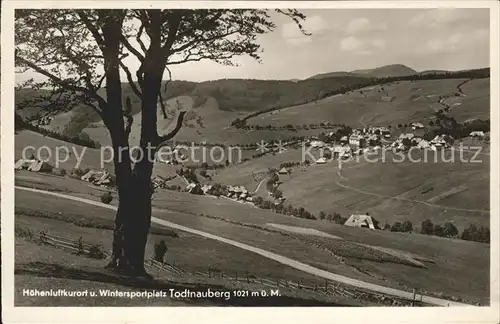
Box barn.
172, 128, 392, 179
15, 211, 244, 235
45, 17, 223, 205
344, 214, 376, 230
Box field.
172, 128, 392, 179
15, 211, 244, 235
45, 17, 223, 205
15, 194, 357, 306
14, 130, 244, 178
214, 146, 489, 230
16, 74, 372, 145
15, 130, 115, 172
246, 78, 489, 128
14, 172, 490, 304
82, 95, 325, 146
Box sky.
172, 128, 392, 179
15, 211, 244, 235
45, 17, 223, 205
17, 8, 490, 83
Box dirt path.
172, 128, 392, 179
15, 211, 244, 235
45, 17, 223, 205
252, 177, 267, 194
15, 186, 470, 306
436, 79, 471, 112
358, 112, 379, 128
177, 174, 190, 185
456, 79, 470, 96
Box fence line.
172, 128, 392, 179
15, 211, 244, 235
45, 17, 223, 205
17, 228, 429, 306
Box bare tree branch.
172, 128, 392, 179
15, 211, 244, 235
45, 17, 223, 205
156, 111, 186, 146
160, 11, 182, 57
56, 26, 95, 90
119, 60, 142, 99
121, 35, 145, 62
124, 96, 134, 136
157, 65, 172, 120
136, 24, 148, 54
16, 55, 106, 115
77, 11, 106, 48
158, 92, 168, 120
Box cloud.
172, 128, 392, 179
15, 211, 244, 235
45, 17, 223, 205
340, 36, 386, 55
282, 15, 328, 46
370, 38, 387, 49
409, 9, 472, 28
340, 36, 363, 51
418, 29, 489, 55
346, 17, 387, 34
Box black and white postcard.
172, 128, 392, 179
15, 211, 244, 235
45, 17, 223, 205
1, 1, 499, 323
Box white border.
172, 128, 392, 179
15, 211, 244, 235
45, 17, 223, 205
2, 1, 499, 324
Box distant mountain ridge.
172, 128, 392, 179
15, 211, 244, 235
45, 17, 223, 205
309, 64, 418, 80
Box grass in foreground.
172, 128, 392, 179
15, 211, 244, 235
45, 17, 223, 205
15, 174, 490, 305
15, 229, 360, 306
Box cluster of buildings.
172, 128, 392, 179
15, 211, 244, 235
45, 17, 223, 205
344, 127, 391, 150
15, 159, 53, 173
80, 169, 113, 187
225, 185, 251, 201
34, 116, 54, 127
184, 183, 216, 195
391, 133, 454, 151
344, 214, 376, 230
183, 182, 254, 202
151, 175, 177, 189
154, 145, 187, 165
470, 131, 486, 138
15, 158, 115, 188
410, 122, 425, 130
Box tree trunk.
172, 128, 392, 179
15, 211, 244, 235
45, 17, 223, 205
106, 65, 164, 277
106, 131, 154, 276
105, 11, 167, 277
98, 11, 151, 277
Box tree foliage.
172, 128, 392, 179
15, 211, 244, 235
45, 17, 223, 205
420, 219, 434, 235
15, 9, 308, 276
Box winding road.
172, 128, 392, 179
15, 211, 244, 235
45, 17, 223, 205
252, 177, 267, 194
15, 186, 470, 307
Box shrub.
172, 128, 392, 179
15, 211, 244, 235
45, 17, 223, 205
273, 190, 283, 199
461, 224, 490, 243
253, 196, 264, 207
332, 212, 345, 224
319, 211, 326, 220
302, 211, 312, 219
88, 244, 106, 259
402, 220, 413, 233
100, 192, 113, 204
72, 168, 86, 178
261, 200, 271, 209
434, 224, 445, 237
443, 222, 458, 237
420, 219, 434, 235
390, 222, 403, 232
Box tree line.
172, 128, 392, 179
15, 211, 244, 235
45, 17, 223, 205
383, 218, 489, 243
15, 113, 101, 149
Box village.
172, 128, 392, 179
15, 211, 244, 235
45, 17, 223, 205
14, 117, 489, 233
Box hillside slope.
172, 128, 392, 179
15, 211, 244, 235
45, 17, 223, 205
246, 78, 489, 128
214, 147, 489, 231
352, 64, 417, 78
310, 64, 418, 80
16, 75, 371, 138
